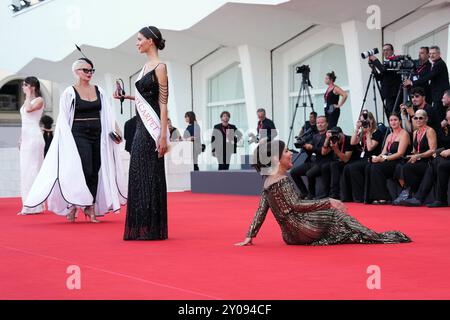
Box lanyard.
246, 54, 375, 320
416, 128, 427, 154
324, 86, 334, 102
387, 131, 400, 153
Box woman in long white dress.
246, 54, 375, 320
18, 76, 45, 215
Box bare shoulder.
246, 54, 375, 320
155, 63, 168, 82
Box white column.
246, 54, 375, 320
341, 20, 383, 124
166, 61, 192, 130
238, 45, 272, 131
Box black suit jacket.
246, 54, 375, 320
413, 58, 450, 105
412, 61, 432, 104
211, 123, 242, 156
257, 118, 277, 142
372, 58, 402, 99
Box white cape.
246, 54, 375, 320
24, 86, 127, 216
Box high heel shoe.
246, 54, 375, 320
84, 206, 100, 223
66, 206, 77, 222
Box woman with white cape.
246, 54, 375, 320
114, 26, 170, 240
24, 58, 127, 222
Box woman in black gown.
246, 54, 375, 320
114, 26, 169, 240
236, 140, 411, 246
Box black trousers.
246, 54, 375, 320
326, 108, 341, 129
402, 161, 430, 194
385, 95, 399, 116
342, 159, 371, 202
321, 161, 346, 198
290, 161, 327, 197
436, 158, 450, 203
369, 160, 401, 201
217, 151, 233, 171
72, 120, 102, 201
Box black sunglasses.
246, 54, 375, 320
78, 68, 95, 74
413, 116, 425, 120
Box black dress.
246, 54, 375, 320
324, 86, 340, 129
124, 68, 168, 240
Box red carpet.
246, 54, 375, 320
0, 193, 449, 300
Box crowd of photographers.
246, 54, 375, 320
290, 44, 450, 207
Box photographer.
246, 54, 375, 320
367, 113, 410, 205
411, 47, 432, 104
400, 87, 440, 135
290, 116, 333, 199
320, 127, 359, 199
299, 111, 318, 136
342, 111, 384, 203
368, 44, 402, 115
404, 46, 450, 120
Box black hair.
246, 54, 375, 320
40, 115, 54, 129
411, 87, 426, 97
252, 140, 286, 174
330, 126, 343, 133
420, 46, 430, 54
383, 43, 394, 51
139, 26, 166, 50
24, 76, 41, 97
326, 71, 337, 82
220, 111, 231, 118
78, 58, 94, 69
389, 112, 401, 120
185, 111, 196, 124
310, 111, 318, 117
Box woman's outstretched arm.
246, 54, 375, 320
235, 192, 270, 246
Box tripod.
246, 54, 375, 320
287, 72, 315, 149
380, 70, 413, 150
360, 63, 389, 123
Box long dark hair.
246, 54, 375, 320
139, 26, 166, 50
24, 76, 41, 97
185, 111, 196, 125
252, 140, 286, 174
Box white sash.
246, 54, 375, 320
135, 66, 170, 147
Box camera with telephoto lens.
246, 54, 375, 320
296, 65, 311, 74
361, 110, 370, 128
329, 129, 341, 145
361, 48, 379, 59
383, 55, 416, 71
294, 128, 314, 149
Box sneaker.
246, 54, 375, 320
427, 201, 448, 208
400, 198, 422, 207
393, 188, 410, 205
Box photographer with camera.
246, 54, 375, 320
249, 108, 277, 145
410, 47, 432, 104
299, 111, 318, 137
400, 87, 440, 135
404, 46, 450, 121
342, 111, 384, 203
367, 113, 410, 205
368, 44, 403, 115
320, 127, 358, 199
324, 72, 348, 129
290, 116, 333, 199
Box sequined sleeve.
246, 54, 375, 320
246, 192, 270, 238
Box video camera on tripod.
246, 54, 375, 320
294, 127, 314, 149
383, 55, 416, 73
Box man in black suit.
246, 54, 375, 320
405, 46, 450, 121
369, 44, 402, 115
124, 115, 137, 153
411, 46, 432, 104
249, 108, 277, 144
211, 111, 243, 171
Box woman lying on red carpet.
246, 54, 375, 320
235, 140, 412, 246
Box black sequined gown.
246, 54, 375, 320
246, 177, 411, 245
124, 69, 168, 240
